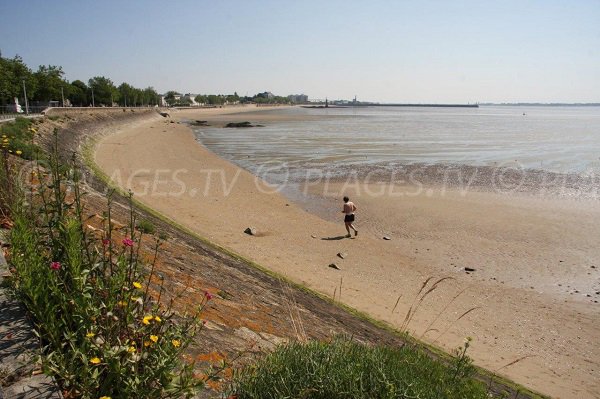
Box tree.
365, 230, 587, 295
0, 54, 35, 106
194, 94, 207, 104
142, 87, 159, 106
69, 80, 88, 107
118, 82, 136, 107
226, 93, 239, 104
164, 91, 180, 106
33, 65, 68, 103
88, 76, 119, 106
206, 94, 224, 105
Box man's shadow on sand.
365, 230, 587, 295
321, 235, 348, 240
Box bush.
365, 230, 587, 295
229, 337, 487, 399
6, 136, 209, 398
0, 117, 43, 160
137, 219, 156, 235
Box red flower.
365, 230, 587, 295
102, 239, 110, 246
122, 238, 134, 247
50, 261, 61, 270
204, 291, 213, 301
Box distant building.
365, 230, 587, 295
182, 93, 199, 106
287, 94, 308, 104
256, 91, 274, 99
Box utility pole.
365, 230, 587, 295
22, 80, 29, 114
91, 87, 95, 107
61, 87, 65, 107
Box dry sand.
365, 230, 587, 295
94, 106, 600, 399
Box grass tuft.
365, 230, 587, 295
229, 337, 488, 399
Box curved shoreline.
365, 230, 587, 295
92, 107, 599, 398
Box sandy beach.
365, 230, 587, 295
94, 106, 600, 398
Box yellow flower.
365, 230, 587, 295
128, 346, 136, 353
144, 340, 151, 347
132, 282, 142, 289
15, 150, 22, 155
171, 339, 181, 348
142, 315, 153, 325
90, 357, 101, 364
2, 138, 8, 143
117, 300, 127, 307
99, 397, 111, 399
154, 316, 162, 322
149, 335, 158, 343
86, 332, 95, 338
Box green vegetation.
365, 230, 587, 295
1, 52, 291, 109
0, 135, 209, 398
0, 53, 160, 108
0, 117, 43, 160
137, 219, 156, 235
229, 337, 487, 399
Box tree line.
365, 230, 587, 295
1, 51, 294, 109
0, 52, 160, 108
164, 91, 292, 106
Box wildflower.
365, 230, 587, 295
102, 239, 110, 246
122, 238, 134, 247
50, 261, 61, 270
86, 332, 95, 338
15, 150, 22, 155
128, 346, 136, 353
99, 397, 111, 399
89, 357, 101, 364
204, 291, 213, 301
144, 340, 152, 347
149, 335, 158, 343
171, 339, 181, 348
132, 281, 142, 289
154, 315, 162, 322
142, 315, 153, 325
117, 300, 127, 307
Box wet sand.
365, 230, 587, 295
94, 106, 600, 398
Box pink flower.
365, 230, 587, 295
50, 262, 61, 270
102, 239, 110, 246
204, 291, 213, 301
122, 238, 134, 247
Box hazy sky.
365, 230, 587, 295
1, 0, 599, 103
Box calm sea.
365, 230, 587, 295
192, 105, 600, 190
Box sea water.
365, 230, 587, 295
192, 105, 600, 194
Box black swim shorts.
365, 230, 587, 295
344, 214, 355, 223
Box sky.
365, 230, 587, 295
1, 0, 599, 103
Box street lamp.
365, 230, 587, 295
22, 80, 29, 114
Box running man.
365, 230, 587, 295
342, 196, 358, 238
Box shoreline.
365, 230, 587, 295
94, 107, 599, 398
